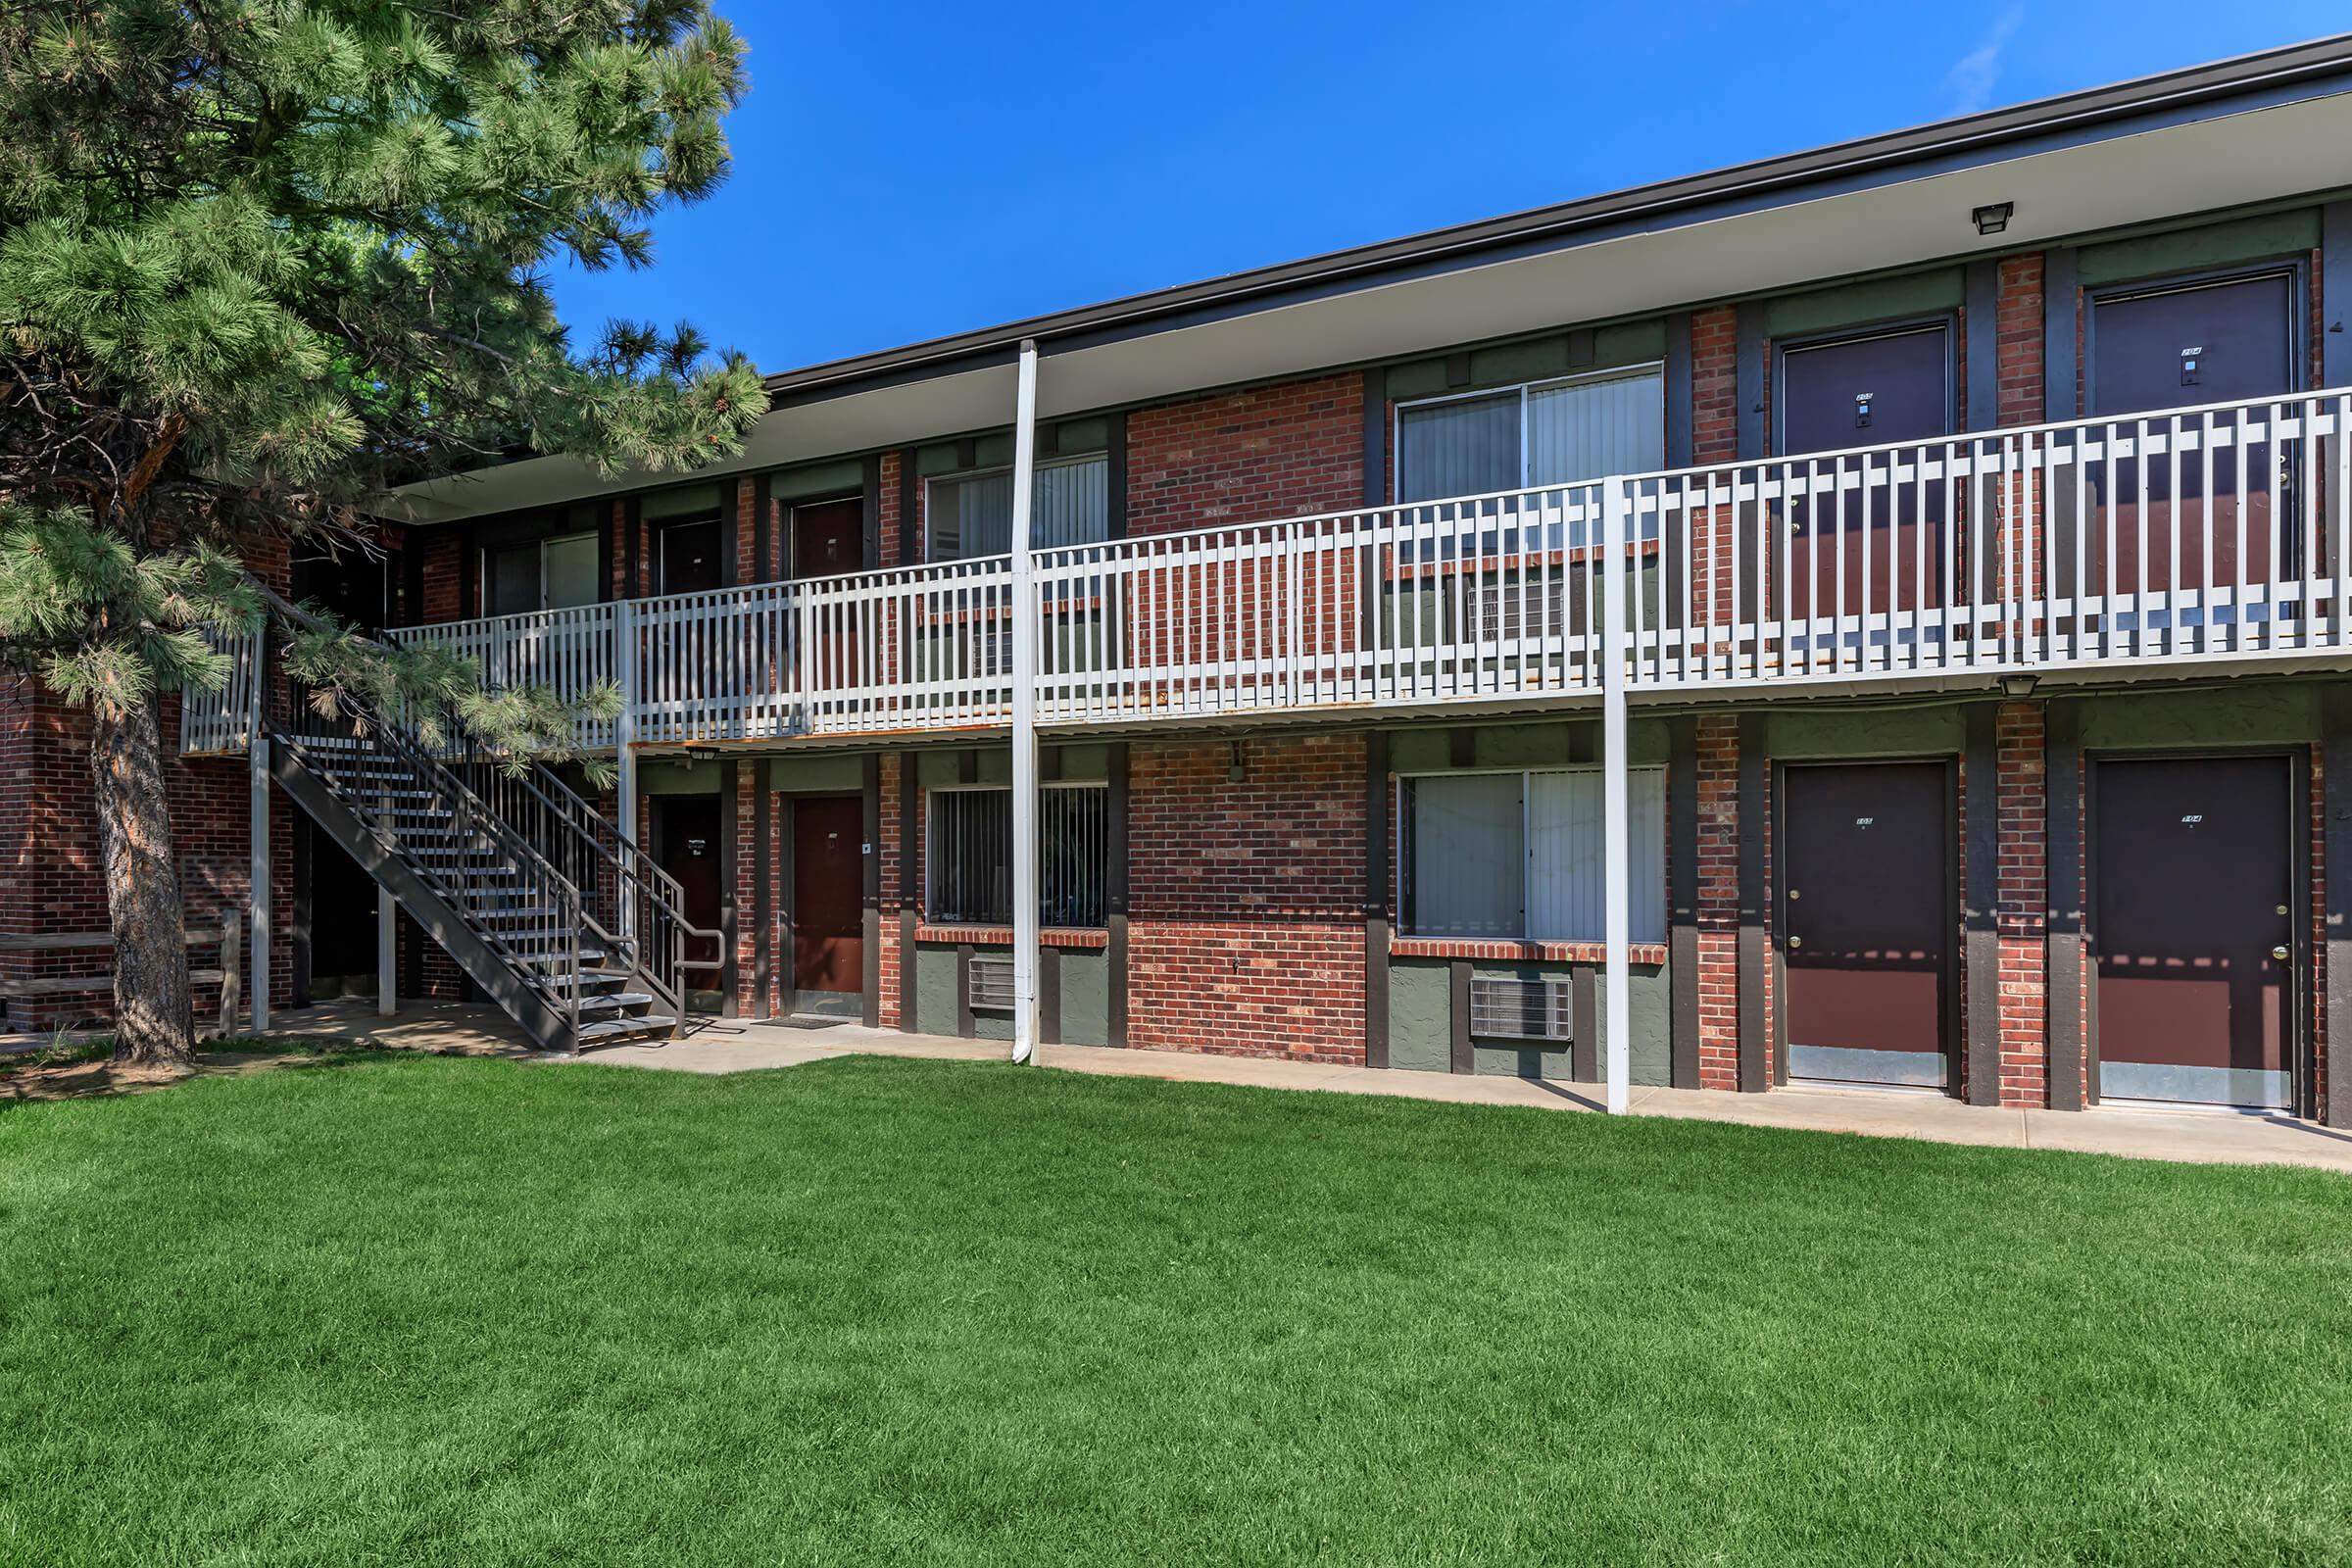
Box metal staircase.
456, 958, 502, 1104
259, 605, 706, 1054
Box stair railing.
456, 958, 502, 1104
437, 744, 704, 1026
257, 585, 705, 1031
263, 626, 586, 1047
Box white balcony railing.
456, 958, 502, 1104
179, 387, 2352, 758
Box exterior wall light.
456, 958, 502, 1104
1973, 202, 2014, 236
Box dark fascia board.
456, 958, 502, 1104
760, 36, 2352, 408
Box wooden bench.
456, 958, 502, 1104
0, 918, 244, 1038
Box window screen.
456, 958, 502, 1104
1525, 768, 1666, 942
1528, 370, 1664, 484
1396, 368, 1666, 504
1402, 766, 1665, 943
928, 456, 1109, 561
1403, 772, 1524, 936
486, 544, 539, 616
542, 532, 601, 610
1397, 393, 1519, 504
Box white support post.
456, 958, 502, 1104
249, 730, 270, 1034
614, 598, 641, 942
1600, 476, 1632, 1115
1009, 338, 1043, 1064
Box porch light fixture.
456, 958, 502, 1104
2000, 673, 2038, 698
1972, 201, 2014, 236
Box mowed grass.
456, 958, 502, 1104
3, 1053, 2350, 1566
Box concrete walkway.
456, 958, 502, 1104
266, 999, 2352, 1173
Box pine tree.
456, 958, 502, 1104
0, 1, 763, 1066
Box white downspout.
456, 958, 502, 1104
1009, 339, 1043, 1064
1600, 475, 1631, 1115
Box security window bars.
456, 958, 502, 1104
1398, 767, 1666, 943
927, 783, 1109, 927
927, 455, 1110, 561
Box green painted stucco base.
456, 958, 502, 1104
912, 942, 1111, 1047
1387, 956, 1671, 1086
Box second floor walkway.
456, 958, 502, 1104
185, 385, 2352, 756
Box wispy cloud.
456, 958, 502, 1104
1943, 8, 2025, 116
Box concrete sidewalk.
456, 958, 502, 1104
267, 999, 2352, 1173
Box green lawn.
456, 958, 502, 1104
3, 1052, 2349, 1565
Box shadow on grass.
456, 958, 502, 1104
0, 1039, 424, 1108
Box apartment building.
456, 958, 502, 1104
16, 39, 2352, 1125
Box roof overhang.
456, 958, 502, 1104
387, 39, 2352, 524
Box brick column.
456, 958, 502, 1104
878, 755, 905, 1028
732, 760, 759, 1015
1693, 714, 1741, 1090
1996, 702, 2048, 1105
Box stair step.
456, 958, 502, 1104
525, 948, 609, 970
575, 1013, 678, 1046
579, 991, 657, 1016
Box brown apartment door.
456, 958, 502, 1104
653, 795, 723, 1007
1780, 324, 1953, 637
792, 498, 867, 697
1782, 761, 1952, 1090
659, 517, 724, 595
791, 795, 864, 1012
792, 498, 863, 579
2087, 271, 2297, 607
2091, 756, 2295, 1109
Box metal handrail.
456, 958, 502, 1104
269, 697, 583, 1043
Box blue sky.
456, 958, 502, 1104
553, 3, 2347, 375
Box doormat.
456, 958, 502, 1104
767, 1015, 852, 1032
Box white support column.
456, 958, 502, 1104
614, 598, 641, 942
1009, 338, 1043, 1064
1600, 475, 1632, 1114
249, 731, 270, 1034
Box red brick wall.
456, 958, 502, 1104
878, 755, 906, 1028
1125, 373, 1363, 537
1995, 702, 2048, 1106
732, 760, 759, 1015
2310, 744, 2328, 1121
420, 535, 464, 623
877, 455, 905, 570
1693, 714, 1741, 1090
1994, 254, 2045, 426
1127, 735, 1365, 1062
2, 695, 293, 1031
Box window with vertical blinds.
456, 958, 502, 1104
484, 528, 600, 615
926, 785, 1109, 927
1400, 767, 1665, 943
927, 455, 1109, 561
1396, 366, 1665, 504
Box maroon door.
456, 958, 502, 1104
792, 498, 863, 579
792, 795, 864, 1003
653, 795, 723, 1001
1782, 761, 1951, 1089
2087, 271, 2296, 599
792, 499, 868, 695
2092, 756, 2294, 1108
1780, 325, 1953, 627
659, 517, 723, 594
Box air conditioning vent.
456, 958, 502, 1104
968, 956, 1014, 1011
1468, 976, 1572, 1042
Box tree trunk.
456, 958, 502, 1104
91, 691, 196, 1066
